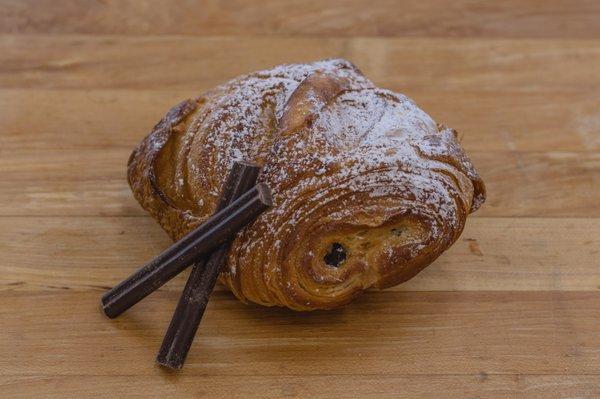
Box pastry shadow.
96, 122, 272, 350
207, 289, 436, 338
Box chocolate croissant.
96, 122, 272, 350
128, 59, 485, 311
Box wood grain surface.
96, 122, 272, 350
1, 1, 599, 398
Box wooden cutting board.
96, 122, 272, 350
1, 1, 599, 397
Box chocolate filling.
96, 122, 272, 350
324, 242, 347, 267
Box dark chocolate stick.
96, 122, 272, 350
156, 163, 260, 369
101, 181, 271, 318
156, 246, 228, 368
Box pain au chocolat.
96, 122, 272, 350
127, 59, 486, 311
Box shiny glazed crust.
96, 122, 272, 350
127, 59, 486, 311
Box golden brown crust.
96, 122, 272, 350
127, 59, 486, 311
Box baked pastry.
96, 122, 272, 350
127, 59, 485, 311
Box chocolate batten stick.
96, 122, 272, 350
101, 182, 272, 318
156, 162, 260, 369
